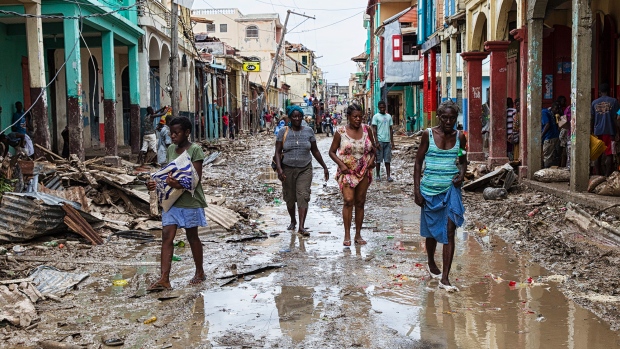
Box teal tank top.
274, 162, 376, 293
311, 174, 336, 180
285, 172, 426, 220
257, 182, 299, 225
420, 128, 460, 196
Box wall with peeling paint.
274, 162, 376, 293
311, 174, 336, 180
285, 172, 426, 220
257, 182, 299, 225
0, 24, 27, 132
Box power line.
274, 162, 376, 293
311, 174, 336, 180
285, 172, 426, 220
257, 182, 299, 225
0, 2, 140, 19
253, 0, 365, 11
289, 10, 364, 33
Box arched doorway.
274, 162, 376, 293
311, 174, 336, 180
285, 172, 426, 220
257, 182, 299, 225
470, 12, 488, 52
88, 56, 100, 144
121, 67, 130, 145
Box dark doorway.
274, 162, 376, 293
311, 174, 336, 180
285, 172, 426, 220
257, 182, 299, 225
88, 56, 100, 144
121, 67, 131, 146
387, 94, 401, 125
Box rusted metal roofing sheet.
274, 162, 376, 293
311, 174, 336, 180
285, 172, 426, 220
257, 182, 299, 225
0, 192, 101, 243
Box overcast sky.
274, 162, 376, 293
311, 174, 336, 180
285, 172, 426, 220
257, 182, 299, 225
192, 0, 367, 86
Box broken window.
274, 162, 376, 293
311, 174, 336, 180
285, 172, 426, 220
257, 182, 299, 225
302, 55, 308, 66
246, 25, 259, 38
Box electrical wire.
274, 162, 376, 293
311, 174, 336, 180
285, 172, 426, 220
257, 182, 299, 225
253, 0, 365, 11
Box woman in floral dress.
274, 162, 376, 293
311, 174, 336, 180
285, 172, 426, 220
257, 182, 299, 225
328, 104, 377, 246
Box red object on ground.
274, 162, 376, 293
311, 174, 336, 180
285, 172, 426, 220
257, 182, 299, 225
527, 277, 533, 283
58, 244, 65, 249
509, 281, 517, 287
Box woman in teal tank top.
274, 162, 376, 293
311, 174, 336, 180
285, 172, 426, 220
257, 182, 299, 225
414, 100, 467, 292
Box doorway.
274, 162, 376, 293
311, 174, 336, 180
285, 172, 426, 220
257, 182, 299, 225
88, 56, 100, 144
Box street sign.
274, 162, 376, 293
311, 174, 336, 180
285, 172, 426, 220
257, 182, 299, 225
243, 62, 260, 72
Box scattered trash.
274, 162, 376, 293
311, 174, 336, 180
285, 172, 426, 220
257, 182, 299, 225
0, 246, 6, 255
112, 274, 128, 287
172, 254, 182, 261
38, 340, 82, 349
483, 187, 507, 200
386, 236, 394, 240
273, 198, 282, 206
143, 316, 157, 324
12, 245, 26, 255
102, 336, 125, 347
174, 240, 186, 247
244, 275, 255, 282
527, 208, 539, 217
536, 314, 546, 322
0, 280, 41, 327
269, 233, 280, 237
319, 231, 331, 234
43, 241, 58, 247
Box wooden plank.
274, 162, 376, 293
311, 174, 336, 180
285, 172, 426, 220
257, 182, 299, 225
35, 144, 64, 161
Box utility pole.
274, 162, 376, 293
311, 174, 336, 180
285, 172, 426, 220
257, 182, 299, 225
261, 10, 315, 128
170, 0, 179, 117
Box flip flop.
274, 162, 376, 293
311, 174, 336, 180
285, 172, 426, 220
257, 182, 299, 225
426, 265, 442, 279
354, 239, 367, 245
298, 228, 310, 237
343, 240, 351, 247
387, 177, 394, 182
438, 281, 459, 292
147, 282, 172, 292
286, 223, 296, 230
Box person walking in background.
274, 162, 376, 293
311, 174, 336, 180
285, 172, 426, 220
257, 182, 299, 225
222, 112, 229, 139
156, 116, 171, 167
591, 83, 620, 176
139, 106, 168, 165
273, 105, 329, 236
372, 101, 395, 182
328, 104, 376, 246
541, 102, 561, 168
512, 99, 521, 161
414, 100, 466, 292
265, 110, 273, 132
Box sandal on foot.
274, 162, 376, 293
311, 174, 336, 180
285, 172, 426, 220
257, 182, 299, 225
426, 265, 442, 280
438, 281, 459, 292
286, 223, 296, 230
354, 239, 367, 245
343, 240, 351, 247
298, 229, 310, 237
147, 282, 172, 292
387, 177, 394, 182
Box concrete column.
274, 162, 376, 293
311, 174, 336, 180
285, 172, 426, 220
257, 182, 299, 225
527, 18, 544, 178
129, 44, 140, 154
101, 31, 116, 156
461, 51, 489, 161
570, 0, 592, 192
512, 27, 529, 177
440, 39, 448, 100
430, 48, 437, 126
450, 34, 458, 100
24, 3, 50, 156
484, 40, 511, 167
63, 16, 84, 160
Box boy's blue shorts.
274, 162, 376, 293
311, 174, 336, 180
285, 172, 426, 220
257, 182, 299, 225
162, 206, 207, 229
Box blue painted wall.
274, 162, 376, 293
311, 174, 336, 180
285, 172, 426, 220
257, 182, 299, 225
0, 23, 27, 132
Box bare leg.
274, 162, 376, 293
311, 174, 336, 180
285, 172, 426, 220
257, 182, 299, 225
186, 227, 205, 284
440, 219, 457, 286
342, 185, 355, 245
425, 238, 440, 275
149, 224, 177, 289
353, 175, 370, 243
286, 204, 297, 230
375, 165, 381, 178
386, 162, 392, 179
298, 207, 309, 235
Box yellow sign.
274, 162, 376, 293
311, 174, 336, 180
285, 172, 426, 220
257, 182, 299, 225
243, 62, 260, 72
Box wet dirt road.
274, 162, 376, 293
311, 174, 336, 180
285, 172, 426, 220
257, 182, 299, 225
5, 134, 619, 349
195, 136, 620, 348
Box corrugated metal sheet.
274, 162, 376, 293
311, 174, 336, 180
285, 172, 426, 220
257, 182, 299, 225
29, 266, 89, 296
204, 205, 241, 230
0, 192, 101, 243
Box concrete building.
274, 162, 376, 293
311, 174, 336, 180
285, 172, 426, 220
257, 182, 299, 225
0, 0, 143, 160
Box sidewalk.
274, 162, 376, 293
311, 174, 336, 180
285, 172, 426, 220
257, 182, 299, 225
523, 179, 620, 215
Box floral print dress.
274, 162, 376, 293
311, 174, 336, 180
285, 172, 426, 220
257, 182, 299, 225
336, 125, 374, 190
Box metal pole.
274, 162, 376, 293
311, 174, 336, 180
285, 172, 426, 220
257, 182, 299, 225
170, 0, 179, 117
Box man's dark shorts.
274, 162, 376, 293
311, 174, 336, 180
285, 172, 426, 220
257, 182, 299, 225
376, 142, 392, 163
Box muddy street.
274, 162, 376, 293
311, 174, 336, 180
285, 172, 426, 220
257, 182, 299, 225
2, 134, 620, 349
